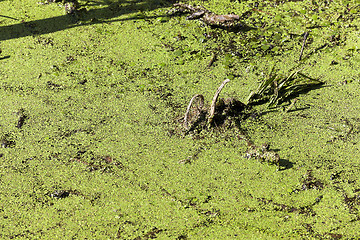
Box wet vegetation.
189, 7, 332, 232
246, 65, 323, 107
0, 0, 360, 238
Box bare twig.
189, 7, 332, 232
183, 94, 204, 130
299, 31, 309, 61
208, 79, 230, 125
207, 53, 217, 68
284, 98, 298, 113
0, 15, 19, 20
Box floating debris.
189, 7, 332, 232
244, 142, 280, 167
182, 79, 280, 167
170, 3, 254, 32
16, 108, 27, 129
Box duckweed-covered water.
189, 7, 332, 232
0, 0, 360, 238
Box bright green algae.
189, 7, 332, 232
0, 0, 360, 238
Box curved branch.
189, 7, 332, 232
208, 79, 230, 125
183, 94, 204, 130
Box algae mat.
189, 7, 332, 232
0, 0, 360, 239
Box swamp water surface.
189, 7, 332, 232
0, 0, 360, 239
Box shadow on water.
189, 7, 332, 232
0, 0, 174, 41
278, 158, 294, 171
0, 55, 10, 60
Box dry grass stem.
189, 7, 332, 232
299, 32, 309, 61
284, 98, 298, 113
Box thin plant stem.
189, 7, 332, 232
299, 31, 309, 61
